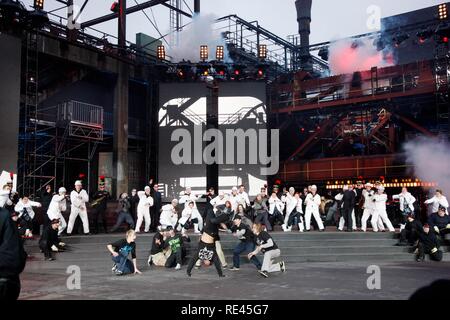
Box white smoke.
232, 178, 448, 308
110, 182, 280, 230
328, 38, 394, 75
403, 137, 450, 193
168, 13, 230, 63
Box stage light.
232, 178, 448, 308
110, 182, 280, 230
439, 3, 448, 20
393, 33, 410, 47
216, 45, 224, 61
436, 22, 450, 43
34, 0, 44, 10
258, 44, 267, 59
231, 64, 246, 80
416, 28, 433, 44
200, 45, 208, 61
157, 45, 165, 60
318, 47, 329, 61
111, 2, 119, 13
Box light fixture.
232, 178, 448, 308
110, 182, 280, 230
200, 45, 208, 61
258, 44, 267, 59
34, 0, 44, 10
439, 3, 448, 20
216, 45, 224, 61
157, 45, 165, 60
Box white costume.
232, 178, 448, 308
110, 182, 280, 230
210, 194, 228, 210
0, 190, 13, 208
238, 190, 251, 209
47, 189, 67, 235
393, 192, 416, 213
67, 187, 90, 234
281, 191, 304, 232
424, 195, 449, 214
159, 203, 178, 229
14, 199, 41, 220
135, 188, 154, 232
371, 191, 395, 232
361, 188, 375, 232
304, 190, 324, 231
178, 205, 203, 233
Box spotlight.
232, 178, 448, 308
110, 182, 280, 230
157, 45, 165, 60
216, 45, 224, 61
439, 3, 448, 20
196, 62, 210, 77
416, 28, 433, 43
231, 64, 246, 80
34, 0, 44, 10
393, 33, 410, 47
200, 45, 208, 61
110, 2, 119, 13
213, 63, 227, 79
256, 63, 269, 79
318, 47, 329, 61
436, 22, 450, 43
258, 44, 267, 59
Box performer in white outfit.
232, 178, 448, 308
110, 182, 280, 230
135, 186, 154, 233
393, 187, 416, 231
159, 199, 179, 229
47, 187, 68, 235
371, 186, 395, 232
179, 187, 203, 231
178, 201, 203, 234
14, 197, 41, 237
228, 187, 241, 211
210, 191, 228, 212
0, 185, 13, 208
268, 192, 285, 228
304, 185, 325, 231
281, 188, 304, 232
424, 189, 449, 215
67, 180, 90, 235
336, 186, 357, 231
361, 183, 376, 232
238, 185, 251, 209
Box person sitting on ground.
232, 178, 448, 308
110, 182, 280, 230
416, 224, 443, 262
159, 199, 179, 229
164, 227, 190, 270
396, 213, 422, 247
39, 219, 66, 261
268, 192, 285, 228
428, 206, 450, 241
248, 223, 286, 278
178, 201, 203, 234
229, 215, 261, 271
253, 194, 271, 231
107, 230, 141, 276
14, 196, 41, 238
148, 227, 171, 266
110, 193, 135, 233
10, 212, 26, 238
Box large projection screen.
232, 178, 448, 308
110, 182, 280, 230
158, 82, 267, 202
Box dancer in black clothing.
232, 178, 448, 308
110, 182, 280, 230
416, 224, 443, 262
91, 183, 111, 234
396, 214, 422, 246
39, 219, 66, 261
186, 210, 231, 277
0, 207, 27, 300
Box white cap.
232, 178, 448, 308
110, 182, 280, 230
365, 183, 373, 187
289, 187, 295, 193
74, 180, 82, 186
171, 199, 178, 205
232, 187, 238, 192
311, 185, 317, 190
58, 187, 67, 194
144, 186, 150, 190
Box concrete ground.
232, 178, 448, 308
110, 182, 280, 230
19, 256, 450, 300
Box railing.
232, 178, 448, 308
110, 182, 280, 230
57, 101, 103, 127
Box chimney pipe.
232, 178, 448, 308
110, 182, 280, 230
295, 0, 312, 68
194, 0, 200, 14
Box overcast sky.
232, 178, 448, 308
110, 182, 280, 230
23, 0, 443, 44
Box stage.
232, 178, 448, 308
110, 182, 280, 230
19, 232, 450, 300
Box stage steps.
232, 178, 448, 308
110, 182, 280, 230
23, 231, 450, 264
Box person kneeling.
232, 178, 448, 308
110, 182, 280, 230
164, 227, 190, 270
416, 224, 443, 262
148, 227, 171, 266
39, 219, 66, 261
396, 214, 422, 246
248, 223, 286, 278
107, 230, 141, 276
230, 215, 261, 271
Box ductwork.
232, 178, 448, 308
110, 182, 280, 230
295, 0, 312, 67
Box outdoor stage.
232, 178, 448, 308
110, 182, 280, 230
19, 231, 450, 300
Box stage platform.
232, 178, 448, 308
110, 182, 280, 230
19, 230, 450, 300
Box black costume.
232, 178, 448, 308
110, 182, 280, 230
91, 189, 111, 234
417, 231, 443, 262
398, 219, 423, 245
39, 224, 63, 259
342, 190, 356, 232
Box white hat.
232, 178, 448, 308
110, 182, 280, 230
232, 187, 238, 192
171, 199, 178, 205
144, 186, 150, 190
289, 187, 295, 193
311, 185, 317, 190
74, 180, 82, 186
58, 187, 67, 194
365, 183, 373, 187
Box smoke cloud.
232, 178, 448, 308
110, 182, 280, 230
403, 137, 450, 193
168, 13, 230, 63
328, 38, 394, 75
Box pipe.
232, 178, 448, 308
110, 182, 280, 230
194, 0, 200, 14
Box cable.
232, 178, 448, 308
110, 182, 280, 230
133, 0, 170, 46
